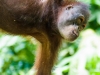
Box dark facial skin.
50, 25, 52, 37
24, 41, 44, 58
57, 3, 90, 41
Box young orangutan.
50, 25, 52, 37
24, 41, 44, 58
0, 0, 90, 75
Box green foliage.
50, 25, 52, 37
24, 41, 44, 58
0, 35, 37, 75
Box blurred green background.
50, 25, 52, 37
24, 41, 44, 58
0, 0, 100, 75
